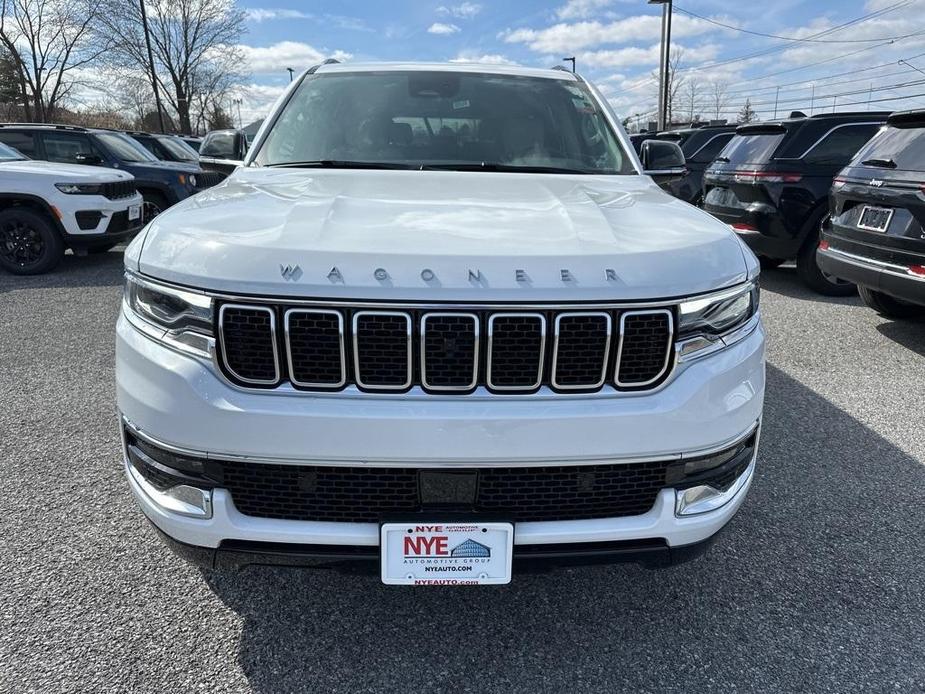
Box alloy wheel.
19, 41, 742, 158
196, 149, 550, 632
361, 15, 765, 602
0, 219, 45, 269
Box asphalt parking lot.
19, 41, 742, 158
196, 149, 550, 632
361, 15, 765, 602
1, 251, 923, 694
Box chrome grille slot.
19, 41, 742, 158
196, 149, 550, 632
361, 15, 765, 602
421, 313, 479, 391
353, 311, 412, 390
285, 309, 345, 389
487, 313, 546, 391
552, 312, 611, 390
218, 304, 279, 385
616, 309, 673, 387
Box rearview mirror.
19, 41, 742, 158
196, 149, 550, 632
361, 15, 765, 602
640, 139, 687, 187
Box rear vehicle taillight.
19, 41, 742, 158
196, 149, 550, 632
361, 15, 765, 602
832, 177, 847, 191
733, 170, 802, 184
909, 265, 925, 277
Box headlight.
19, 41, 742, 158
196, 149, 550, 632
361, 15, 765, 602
676, 281, 759, 360
124, 273, 213, 357
55, 183, 102, 194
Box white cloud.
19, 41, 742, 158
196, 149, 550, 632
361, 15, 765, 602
428, 22, 461, 35
502, 14, 723, 53
437, 3, 482, 19
556, 0, 614, 20
450, 52, 518, 65
245, 8, 313, 22
576, 43, 720, 69
238, 41, 352, 74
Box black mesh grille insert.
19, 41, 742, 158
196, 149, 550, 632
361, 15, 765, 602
101, 180, 137, 200
286, 310, 344, 387
618, 311, 672, 386
221, 460, 669, 522
220, 306, 278, 383
354, 312, 410, 388
422, 314, 478, 389
488, 314, 544, 389
553, 313, 610, 388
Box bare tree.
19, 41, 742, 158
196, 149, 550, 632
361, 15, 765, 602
652, 49, 686, 127
102, 0, 246, 133
683, 78, 702, 124
709, 80, 730, 121
0, 0, 113, 121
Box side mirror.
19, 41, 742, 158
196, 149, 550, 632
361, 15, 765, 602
234, 132, 249, 160
640, 139, 687, 187
75, 152, 103, 165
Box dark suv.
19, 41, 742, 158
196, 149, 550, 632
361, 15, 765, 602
0, 124, 206, 220
818, 109, 925, 318
656, 124, 736, 205
703, 112, 887, 294
126, 131, 225, 188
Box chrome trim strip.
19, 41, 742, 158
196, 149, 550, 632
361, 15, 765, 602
551, 311, 612, 391
821, 246, 925, 283
127, 269, 751, 311
352, 311, 413, 391
615, 309, 674, 388
217, 304, 281, 386
284, 308, 347, 389
486, 313, 546, 391
420, 312, 480, 392
120, 415, 760, 468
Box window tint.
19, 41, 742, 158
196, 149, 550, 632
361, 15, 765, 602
200, 132, 237, 158
850, 125, 925, 172
0, 131, 36, 157
717, 133, 785, 166
688, 133, 733, 163
802, 124, 880, 166
43, 133, 96, 163
254, 71, 634, 174
96, 132, 157, 162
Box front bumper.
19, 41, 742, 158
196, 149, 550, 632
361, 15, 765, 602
117, 310, 765, 568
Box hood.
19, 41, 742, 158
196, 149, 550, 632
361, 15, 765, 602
138, 168, 750, 301
132, 159, 201, 174
0, 160, 133, 182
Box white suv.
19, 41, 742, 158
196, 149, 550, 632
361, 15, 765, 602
0, 141, 143, 274
117, 63, 765, 584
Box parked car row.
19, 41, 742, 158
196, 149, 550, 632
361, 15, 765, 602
639, 109, 924, 319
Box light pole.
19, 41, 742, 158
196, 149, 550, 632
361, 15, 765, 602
139, 0, 166, 133
899, 58, 925, 76
233, 98, 243, 129
773, 86, 780, 119
287, 67, 295, 82
649, 0, 672, 131
562, 57, 576, 73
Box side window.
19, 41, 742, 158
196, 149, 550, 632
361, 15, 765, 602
200, 132, 236, 158
0, 131, 36, 157
42, 133, 97, 164
689, 133, 733, 163
802, 124, 880, 166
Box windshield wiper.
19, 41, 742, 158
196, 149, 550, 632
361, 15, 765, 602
422, 162, 598, 174
267, 160, 415, 170
861, 157, 897, 169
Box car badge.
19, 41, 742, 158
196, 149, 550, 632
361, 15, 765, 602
280, 264, 302, 281
869, 179, 884, 187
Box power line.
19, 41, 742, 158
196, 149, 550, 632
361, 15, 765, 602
675, 3, 918, 44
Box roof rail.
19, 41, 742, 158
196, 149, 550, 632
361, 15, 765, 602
808, 110, 891, 119
0, 122, 88, 131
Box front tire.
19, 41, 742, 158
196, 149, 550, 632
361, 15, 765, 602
141, 191, 168, 224
858, 286, 924, 319
796, 216, 856, 296
0, 208, 64, 275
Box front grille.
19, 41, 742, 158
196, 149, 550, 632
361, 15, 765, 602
101, 180, 137, 200
221, 460, 670, 522
194, 170, 227, 189
216, 303, 676, 394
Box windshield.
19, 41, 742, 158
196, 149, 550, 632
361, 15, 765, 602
0, 142, 26, 161
253, 71, 634, 174
157, 135, 199, 162
715, 133, 785, 167
850, 125, 925, 172
97, 132, 159, 162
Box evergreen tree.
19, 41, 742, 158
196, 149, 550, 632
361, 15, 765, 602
737, 99, 758, 124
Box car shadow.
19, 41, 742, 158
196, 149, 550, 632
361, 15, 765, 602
876, 318, 925, 357
758, 265, 860, 305
200, 364, 925, 693
0, 248, 126, 294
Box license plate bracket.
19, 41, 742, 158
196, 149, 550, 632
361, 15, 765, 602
857, 205, 893, 232
128, 204, 141, 222
380, 521, 514, 586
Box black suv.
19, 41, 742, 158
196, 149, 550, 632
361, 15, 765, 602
0, 124, 206, 220
703, 112, 887, 294
655, 124, 736, 205
126, 131, 225, 188
818, 109, 925, 318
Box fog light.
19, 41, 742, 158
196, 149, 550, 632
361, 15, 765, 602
127, 460, 213, 519
675, 461, 754, 516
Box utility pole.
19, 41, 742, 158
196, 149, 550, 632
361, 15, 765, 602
650, 0, 672, 130
287, 67, 295, 82
810, 83, 815, 115
773, 86, 780, 119
233, 98, 243, 129
562, 57, 576, 73
139, 0, 166, 133
868, 83, 873, 110
899, 58, 925, 76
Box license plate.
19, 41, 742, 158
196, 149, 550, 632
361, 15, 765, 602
857, 205, 893, 232
380, 522, 514, 586
128, 204, 141, 221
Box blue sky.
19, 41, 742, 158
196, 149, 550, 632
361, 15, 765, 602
234, 0, 925, 126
